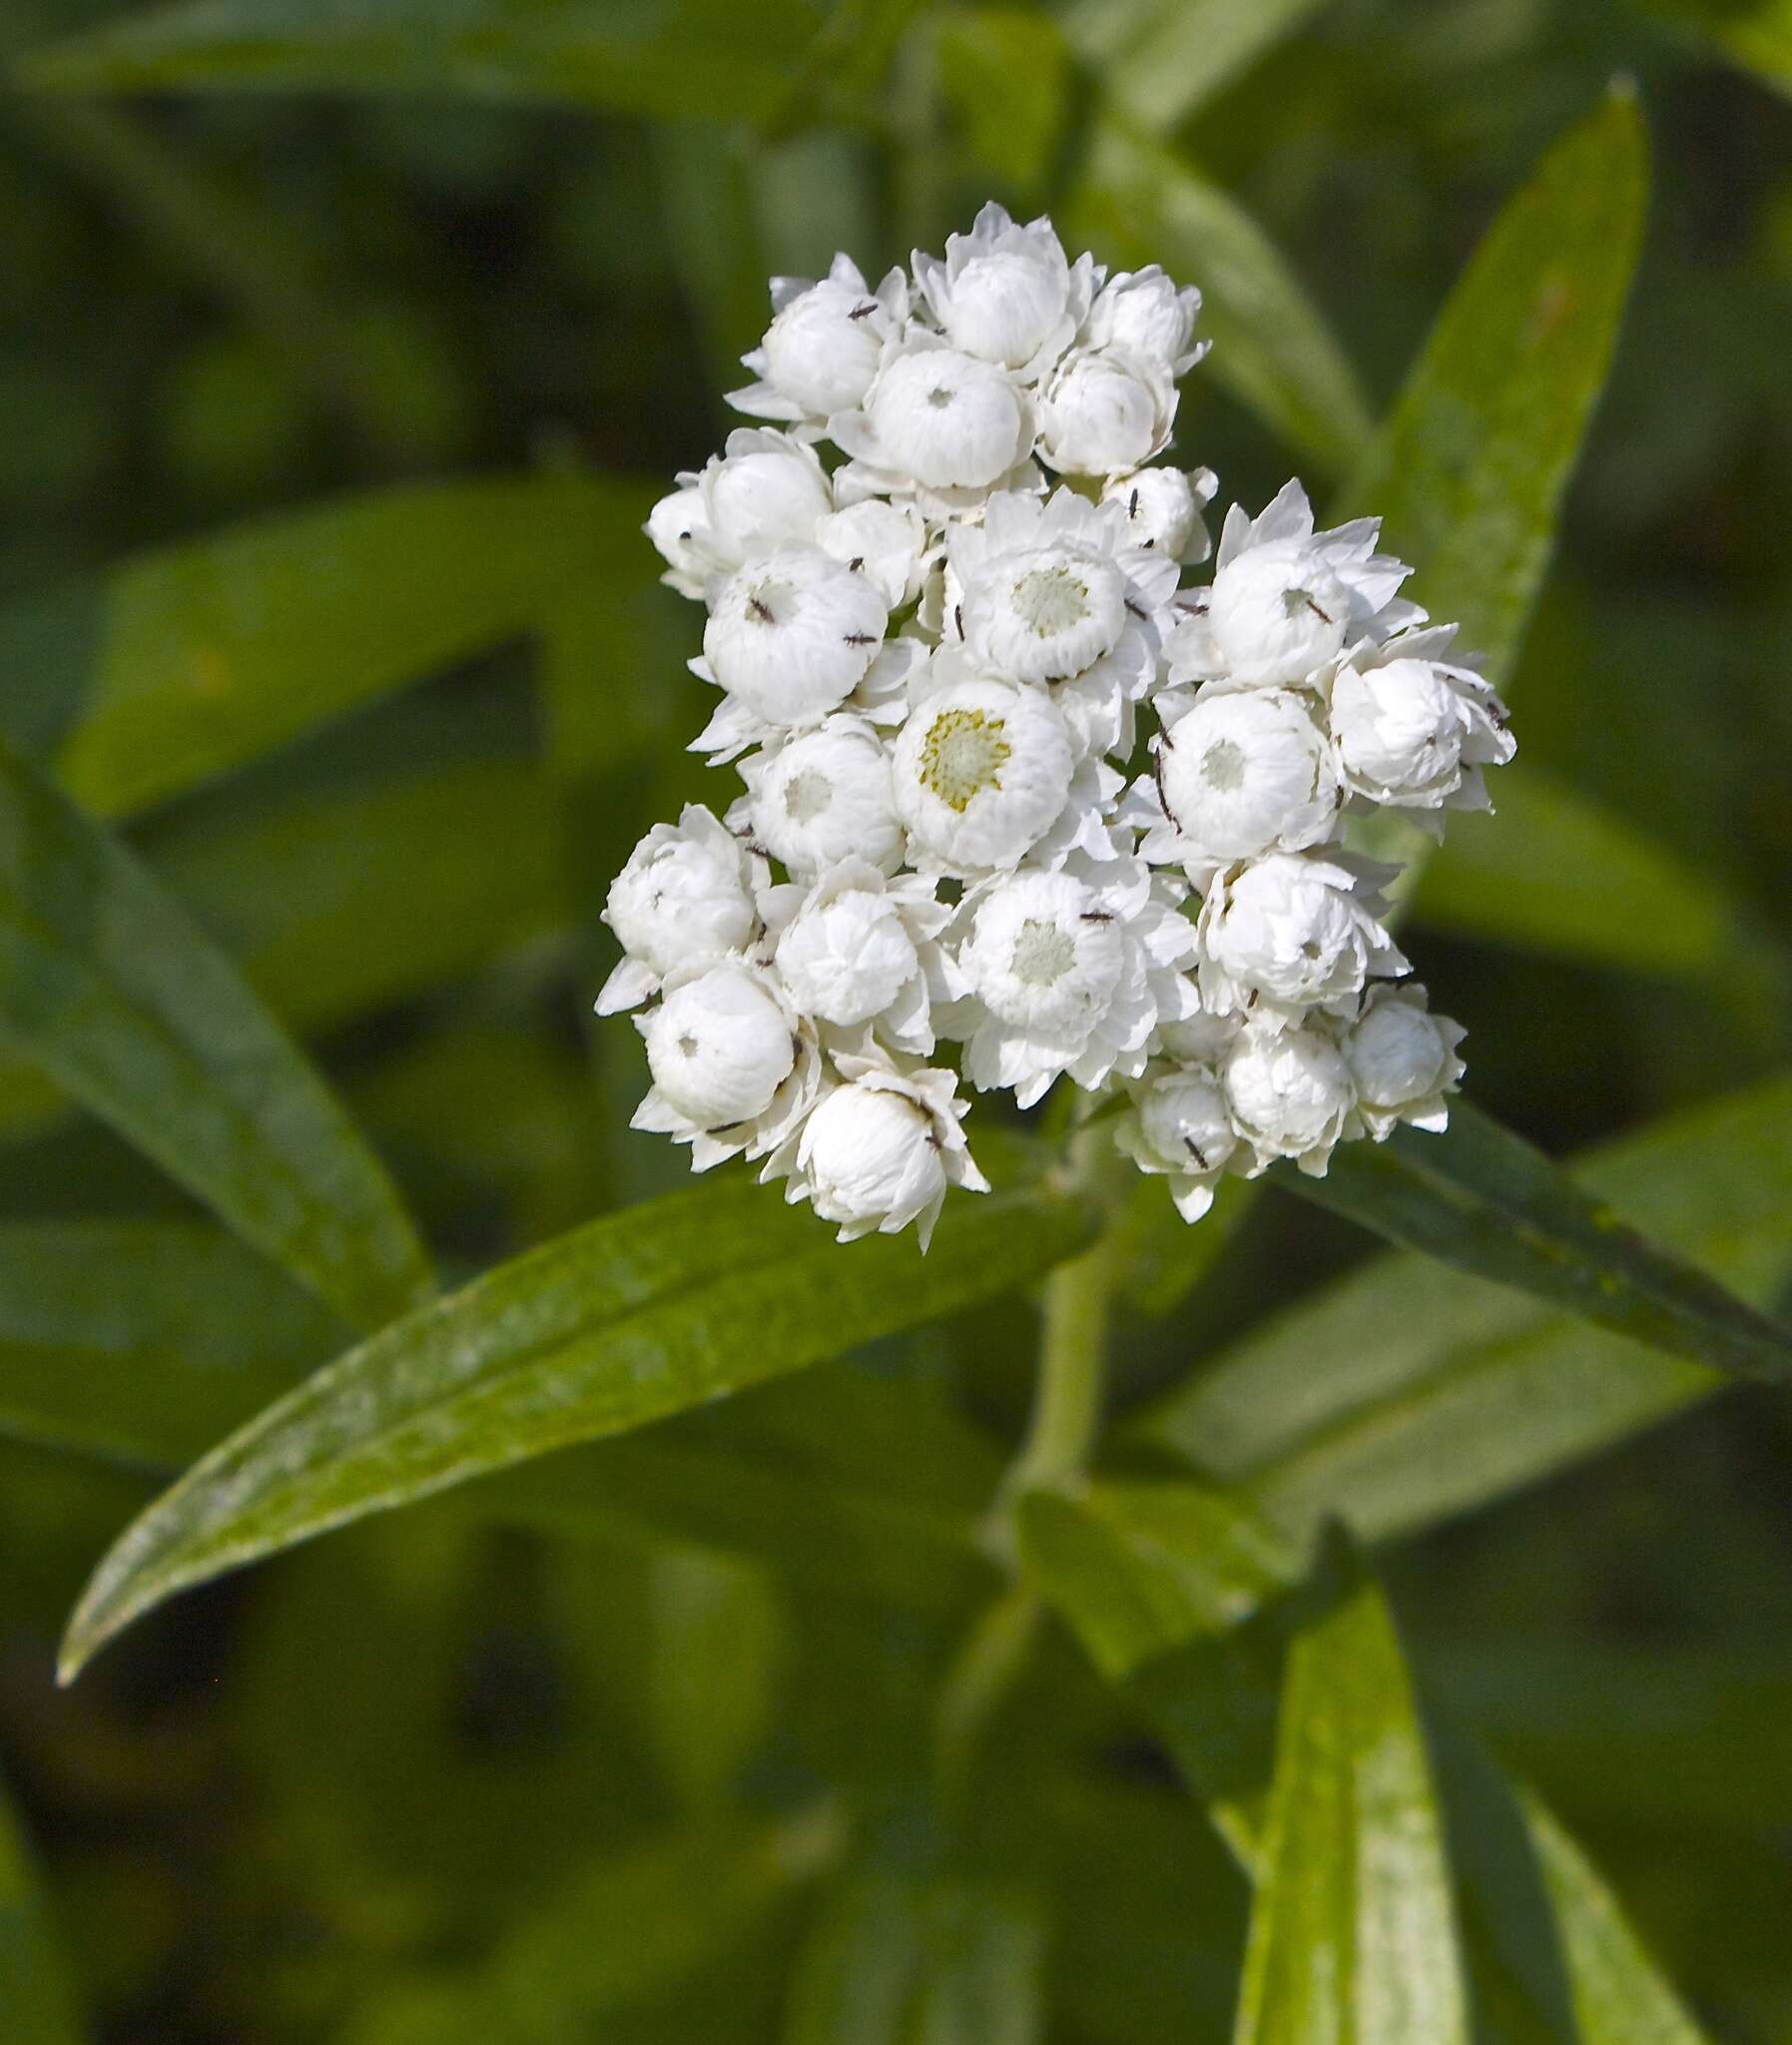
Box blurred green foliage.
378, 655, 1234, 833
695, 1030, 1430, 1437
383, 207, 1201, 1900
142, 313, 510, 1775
0, 1, 1790, 2041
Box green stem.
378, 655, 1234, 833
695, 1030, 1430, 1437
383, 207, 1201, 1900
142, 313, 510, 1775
1006, 1243, 1113, 1498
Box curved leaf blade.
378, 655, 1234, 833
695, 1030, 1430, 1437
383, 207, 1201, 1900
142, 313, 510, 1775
0, 473, 653, 821
1065, 120, 1375, 478
1234, 1539, 1468, 2045
1274, 1098, 1792, 1383
1146, 1075, 1792, 1547
1061, 0, 1330, 134
1634, 0, 1792, 100
60, 1168, 1089, 1679
0, 1772, 85, 2045
16, 0, 826, 122
0, 737, 430, 1329
1338, 87, 1647, 685
0, 1221, 345, 1470
1411, 762, 1731, 975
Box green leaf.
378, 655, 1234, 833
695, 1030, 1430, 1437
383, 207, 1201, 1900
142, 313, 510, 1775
150, 758, 571, 1031
1027, 1496, 1714, 2045
1017, 1477, 1299, 1682
488, 1366, 1003, 1613
0, 1770, 85, 2045
340, 1807, 839, 2045
0, 736, 430, 1330
935, 8, 1073, 192
0, 473, 652, 821
0, 1221, 345, 1470
1411, 762, 1731, 975
1633, 0, 1792, 100
1429, 1719, 1709, 2045
1338, 89, 1647, 897
1060, 0, 1330, 133
1274, 1098, 1792, 1383
1145, 1074, 1792, 1556
1337, 88, 1647, 686
60, 1167, 1090, 1679
1064, 120, 1374, 478
17, 0, 829, 122
1233, 1539, 1468, 2045
782, 1869, 1046, 2045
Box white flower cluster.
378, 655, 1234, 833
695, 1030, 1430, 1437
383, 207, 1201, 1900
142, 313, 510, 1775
600, 204, 1512, 1246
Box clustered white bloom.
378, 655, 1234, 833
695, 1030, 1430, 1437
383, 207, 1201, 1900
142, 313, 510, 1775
601, 204, 1512, 1248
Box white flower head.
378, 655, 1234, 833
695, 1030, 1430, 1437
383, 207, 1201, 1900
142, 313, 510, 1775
1102, 465, 1216, 563
1224, 1018, 1358, 1176
1116, 1062, 1239, 1223
1135, 685, 1341, 882
815, 496, 934, 610
893, 674, 1077, 877
947, 487, 1176, 719
1331, 628, 1514, 820
1035, 346, 1177, 479
1082, 266, 1208, 377
1197, 850, 1408, 1027
911, 203, 1098, 381
953, 854, 1199, 1108
633, 958, 821, 1171
829, 333, 1037, 510
597, 805, 766, 1014
702, 544, 889, 731
1170, 480, 1423, 690
735, 715, 905, 880
1342, 983, 1466, 1139
769, 859, 954, 1054
647, 428, 834, 600
730, 255, 907, 423
773, 1052, 987, 1249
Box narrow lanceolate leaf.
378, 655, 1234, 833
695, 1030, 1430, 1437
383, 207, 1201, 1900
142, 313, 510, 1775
1274, 1098, 1792, 1384
1412, 762, 1731, 976
1146, 1074, 1792, 1556
783, 1869, 1047, 2045
0, 473, 652, 820
340, 1810, 838, 2045
1233, 1539, 1468, 2045
0, 738, 430, 1331
0, 1222, 344, 1470
1338, 88, 1647, 683
1634, 0, 1792, 101
0, 1770, 85, 2045
1065, 121, 1374, 478
60, 1168, 1090, 1679
1060, 0, 1330, 133
1027, 1495, 1713, 2045
1339, 88, 1646, 895
1429, 1720, 1710, 2045
1017, 1477, 1300, 1681
17, 0, 826, 122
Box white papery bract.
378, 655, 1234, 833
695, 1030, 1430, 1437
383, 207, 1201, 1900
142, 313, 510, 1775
730, 256, 907, 423
775, 1053, 987, 1249
633, 959, 821, 1172
1224, 1019, 1358, 1176
1103, 465, 1216, 563
1036, 346, 1177, 478
1331, 628, 1515, 819
603, 201, 1511, 1247
893, 676, 1076, 878
598, 805, 765, 1015
953, 854, 1198, 1107
1142, 685, 1340, 879
1343, 983, 1467, 1138
769, 859, 954, 1055
1116, 1063, 1238, 1222
1198, 850, 1408, 1026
